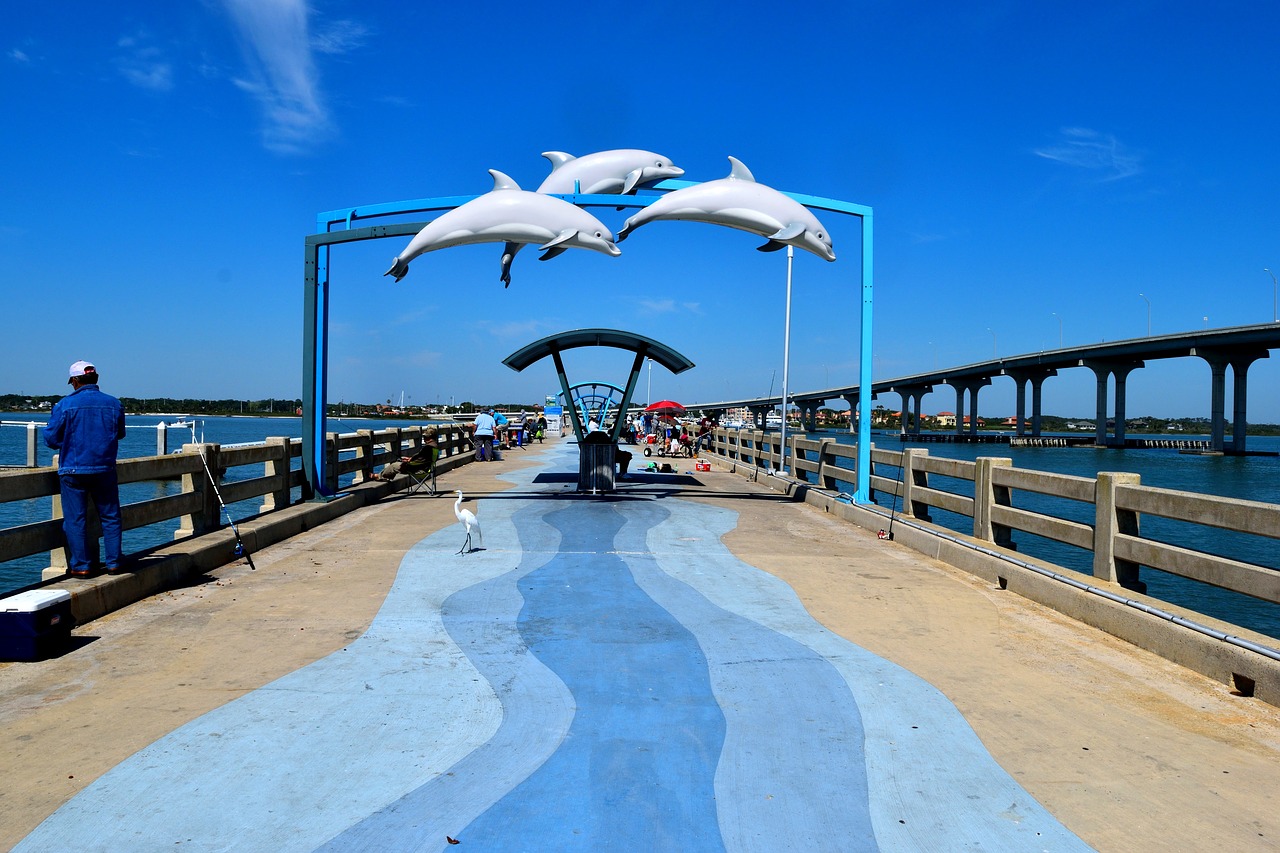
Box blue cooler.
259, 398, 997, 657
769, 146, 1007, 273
0, 589, 74, 662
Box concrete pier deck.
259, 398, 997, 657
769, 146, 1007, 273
3, 439, 1279, 851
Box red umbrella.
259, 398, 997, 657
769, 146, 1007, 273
644, 400, 685, 415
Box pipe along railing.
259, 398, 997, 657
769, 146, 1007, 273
0, 425, 476, 584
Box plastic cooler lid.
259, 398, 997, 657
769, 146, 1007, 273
1, 589, 72, 612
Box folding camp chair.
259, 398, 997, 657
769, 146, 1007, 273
404, 447, 439, 496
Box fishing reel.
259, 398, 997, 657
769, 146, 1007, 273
877, 529, 894, 541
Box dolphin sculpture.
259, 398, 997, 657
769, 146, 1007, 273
616, 157, 836, 261
384, 170, 621, 286
536, 148, 685, 195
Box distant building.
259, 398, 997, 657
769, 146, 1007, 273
935, 411, 956, 427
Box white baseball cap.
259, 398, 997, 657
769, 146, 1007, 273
68, 360, 96, 383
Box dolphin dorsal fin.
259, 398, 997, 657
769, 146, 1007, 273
726, 156, 755, 182
489, 169, 522, 191
541, 151, 576, 170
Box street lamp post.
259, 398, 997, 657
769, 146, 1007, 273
1266, 268, 1278, 323
779, 246, 794, 475
987, 327, 998, 358
1052, 312, 1063, 347
1139, 292, 1151, 336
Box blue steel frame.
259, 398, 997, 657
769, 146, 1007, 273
305, 182, 873, 501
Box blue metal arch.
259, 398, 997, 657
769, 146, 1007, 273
305, 181, 873, 500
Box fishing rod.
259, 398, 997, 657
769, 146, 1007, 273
877, 458, 906, 542
197, 447, 257, 571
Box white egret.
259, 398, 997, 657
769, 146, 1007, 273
454, 490, 482, 554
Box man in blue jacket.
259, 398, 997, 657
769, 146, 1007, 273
42, 360, 127, 578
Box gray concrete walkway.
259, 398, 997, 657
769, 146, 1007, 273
2, 438, 1279, 851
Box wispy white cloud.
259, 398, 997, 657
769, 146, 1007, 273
484, 319, 544, 339
8, 48, 30, 63
640, 298, 677, 314
219, 0, 363, 154
640, 298, 702, 315
1034, 127, 1142, 181
114, 32, 174, 91
311, 19, 370, 55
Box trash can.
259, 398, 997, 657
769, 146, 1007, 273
578, 433, 617, 493
0, 589, 74, 661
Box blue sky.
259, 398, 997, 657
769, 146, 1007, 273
5, 2, 1280, 421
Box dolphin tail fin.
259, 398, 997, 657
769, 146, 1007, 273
500, 242, 525, 287
384, 257, 409, 281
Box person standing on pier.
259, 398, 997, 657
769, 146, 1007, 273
472, 408, 497, 461
42, 360, 127, 578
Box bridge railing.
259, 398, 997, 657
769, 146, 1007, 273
0, 425, 476, 587
705, 428, 1280, 610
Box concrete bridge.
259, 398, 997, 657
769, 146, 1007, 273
693, 321, 1280, 453
4, 438, 1280, 851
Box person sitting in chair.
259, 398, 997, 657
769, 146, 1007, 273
370, 428, 438, 481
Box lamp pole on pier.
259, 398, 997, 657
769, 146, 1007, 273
1139, 293, 1151, 336
1052, 312, 1063, 347
1266, 268, 1278, 323
987, 327, 998, 358
779, 246, 794, 476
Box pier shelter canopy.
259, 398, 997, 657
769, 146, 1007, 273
303, 175, 873, 500
503, 329, 694, 444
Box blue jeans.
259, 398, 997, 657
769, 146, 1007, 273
59, 470, 122, 572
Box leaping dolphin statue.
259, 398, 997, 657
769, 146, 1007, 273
536, 148, 685, 195
384, 170, 621, 286
616, 156, 836, 261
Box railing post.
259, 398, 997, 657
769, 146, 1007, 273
1094, 472, 1145, 591
46, 452, 68, 575
902, 447, 932, 521
260, 436, 293, 513
817, 437, 836, 489
974, 457, 1014, 549
354, 429, 376, 484
324, 432, 340, 495
157, 422, 168, 457
178, 443, 221, 539
26, 422, 38, 467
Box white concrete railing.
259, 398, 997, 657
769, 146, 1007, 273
705, 427, 1280, 608
0, 425, 476, 578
